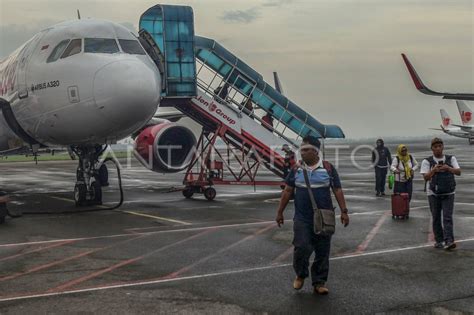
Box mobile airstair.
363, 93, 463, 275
138, 5, 345, 200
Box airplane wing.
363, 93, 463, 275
0, 146, 30, 156
0, 146, 75, 160
153, 112, 186, 122
401, 54, 474, 100
451, 124, 474, 131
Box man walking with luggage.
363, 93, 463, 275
372, 139, 392, 196
420, 138, 461, 250
275, 136, 350, 295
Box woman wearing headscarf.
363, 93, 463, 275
390, 144, 418, 201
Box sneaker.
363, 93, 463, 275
293, 277, 304, 290
434, 242, 443, 249
376, 192, 381, 197
314, 284, 329, 295
444, 242, 457, 250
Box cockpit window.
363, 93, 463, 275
61, 39, 82, 59
118, 39, 146, 55
84, 38, 119, 54
47, 39, 70, 63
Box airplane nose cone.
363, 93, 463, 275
93, 60, 160, 131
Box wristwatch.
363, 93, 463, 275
341, 208, 349, 214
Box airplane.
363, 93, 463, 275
430, 109, 474, 144
0, 18, 199, 208
452, 100, 474, 136
0, 7, 344, 220
401, 54, 474, 101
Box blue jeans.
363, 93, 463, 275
292, 220, 332, 286
428, 194, 455, 243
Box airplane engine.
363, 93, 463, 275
134, 123, 196, 173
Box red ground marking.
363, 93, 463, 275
354, 211, 390, 254
162, 224, 274, 279
0, 235, 146, 283
0, 240, 75, 262
271, 246, 293, 265
48, 228, 216, 292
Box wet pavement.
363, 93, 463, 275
0, 139, 473, 314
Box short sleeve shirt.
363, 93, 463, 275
285, 160, 342, 224
420, 155, 460, 196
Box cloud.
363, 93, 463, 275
220, 8, 260, 24
119, 22, 138, 35
219, 1, 292, 24
0, 19, 61, 59
262, 0, 292, 7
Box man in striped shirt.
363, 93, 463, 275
276, 136, 350, 295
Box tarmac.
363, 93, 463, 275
0, 139, 473, 314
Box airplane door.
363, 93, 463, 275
17, 32, 46, 99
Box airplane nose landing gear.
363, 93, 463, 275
72, 145, 108, 206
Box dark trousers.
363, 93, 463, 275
428, 194, 455, 243
293, 220, 332, 286
375, 167, 388, 193
394, 180, 413, 201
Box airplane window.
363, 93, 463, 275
84, 38, 119, 54
118, 39, 146, 55
61, 39, 82, 59
47, 39, 70, 63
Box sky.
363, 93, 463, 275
0, 0, 473, 139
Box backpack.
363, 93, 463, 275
322, 161, 334, 188
427, 155, 456, 194
395, 155, 414, 180
395, 155, 414, 169
396, 154, 414, 183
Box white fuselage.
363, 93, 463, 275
442, 127, 471, 139
455, 127, 474, 136
0, 19, 161, 149
438, 109, 473, 139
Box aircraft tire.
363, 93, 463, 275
91, 181, 103, 205
204, 187, 216, 201
98, 164, 109, 187
182, 188, 194, 199
74, 183, 87, 206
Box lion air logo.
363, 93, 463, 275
461, 111, 472, 124
194, 96, 236, 125
442, 117, 451, 127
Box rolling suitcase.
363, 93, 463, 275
391, 193, 409, 220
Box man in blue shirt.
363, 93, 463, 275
276, 136, 350, 295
